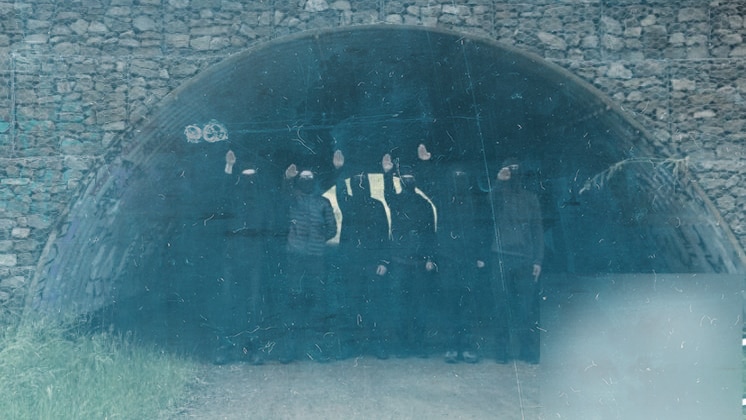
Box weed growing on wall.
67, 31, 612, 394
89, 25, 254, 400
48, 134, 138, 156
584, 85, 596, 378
579, 156, 690, 195
0, 318, 198, 419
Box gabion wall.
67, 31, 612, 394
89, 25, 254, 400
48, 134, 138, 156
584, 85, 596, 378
0, 0, 744, 321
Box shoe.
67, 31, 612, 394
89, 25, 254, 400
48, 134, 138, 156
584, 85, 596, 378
462, 351, 479, 364
495, 345, 510, 364
213, 342, 234, 365
373, 345, 390, 360
521, 354, 539, 365
277, 342, 295, 364
248, 352, 265, 365
519, 349, 539, 365
495, 354, 509, 364
444, 350, 458, 363
213, 351, 229, 365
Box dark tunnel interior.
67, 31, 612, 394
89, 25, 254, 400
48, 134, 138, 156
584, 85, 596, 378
38, 26, 737, 362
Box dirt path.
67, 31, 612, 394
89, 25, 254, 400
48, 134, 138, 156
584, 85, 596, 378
167, 357, 541, 419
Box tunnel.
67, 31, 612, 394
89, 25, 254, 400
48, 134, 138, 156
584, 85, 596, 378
26, 24, 743, 380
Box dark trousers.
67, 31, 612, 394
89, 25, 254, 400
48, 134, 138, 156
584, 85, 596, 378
335, 256, 396, 355
490, 254, 541, 362
390, 256, 435, 355
364, 266, 398, 354
277, 252, 332, 361
440, 262, 480, 352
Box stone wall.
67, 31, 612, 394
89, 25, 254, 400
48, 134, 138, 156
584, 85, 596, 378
0, 0, 744, 321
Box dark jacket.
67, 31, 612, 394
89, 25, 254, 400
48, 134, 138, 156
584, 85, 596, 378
383, 170, 436, 262
436, 172, 481, 267
489, 183, 544, 266
336, 174, 390, 265
284, 178, 337, 257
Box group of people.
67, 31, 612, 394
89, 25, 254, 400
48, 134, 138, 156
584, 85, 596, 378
210, 144, 544, 366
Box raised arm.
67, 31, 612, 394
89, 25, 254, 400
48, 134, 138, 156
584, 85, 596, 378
333, 150, 349, 210
381, 153, 396, 205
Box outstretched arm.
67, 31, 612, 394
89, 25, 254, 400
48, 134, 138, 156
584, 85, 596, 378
529, 193, 544, 281
282, 163, 298, 198
333, 150, 349, 210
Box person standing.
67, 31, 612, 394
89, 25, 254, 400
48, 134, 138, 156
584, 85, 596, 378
332, 150, 392, 359
232, 162, 276, 365
278, 164, 337, 363
487, 158, 544, 364
438, 169, 484, 363
382, 152, 437, 357
413, 144, 484, 363
210, 150, 247, 364
212, 152, 277, 365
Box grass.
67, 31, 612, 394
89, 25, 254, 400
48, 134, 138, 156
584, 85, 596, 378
0, 318, 198, 419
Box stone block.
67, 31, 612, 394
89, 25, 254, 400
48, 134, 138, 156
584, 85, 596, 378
0, 254, 17, 267
11, 228, 30, 239
0, 275, 25, 290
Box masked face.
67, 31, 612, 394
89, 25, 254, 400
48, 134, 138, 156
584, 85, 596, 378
242, 168, 258, 183
241, 168, 259, 195
497, 162, 522, 193
297, 170, 315, 193
497, 158, 520, 182
452, 170, 469, 196
400, 174, 416, 191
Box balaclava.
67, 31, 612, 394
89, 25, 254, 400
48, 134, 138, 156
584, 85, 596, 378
499, 157, 521, 192
297, 169, 315, 194
451, 170, 470, 199
398, 165, 416, 192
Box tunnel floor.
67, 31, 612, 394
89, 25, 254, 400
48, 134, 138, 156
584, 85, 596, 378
170, 358, 540, 419
160, 273, 741, 419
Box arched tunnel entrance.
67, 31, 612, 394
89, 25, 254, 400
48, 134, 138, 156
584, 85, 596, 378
27, 26, 743, 378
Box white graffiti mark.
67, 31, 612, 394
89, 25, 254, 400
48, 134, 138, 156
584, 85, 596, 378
183, 119, 228, 143
184, 125, 202, 143
203, 119, 228, 143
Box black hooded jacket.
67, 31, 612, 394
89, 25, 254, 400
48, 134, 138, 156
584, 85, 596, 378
489, 178, 544, 265
336, 173, 389, 265
383, 170, 436, 262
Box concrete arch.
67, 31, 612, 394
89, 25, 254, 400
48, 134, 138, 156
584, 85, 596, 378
25, 25, 744, 332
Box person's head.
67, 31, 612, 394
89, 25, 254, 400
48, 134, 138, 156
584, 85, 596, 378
238, 158, 263, 194
241, 166, 259, 191
297, 169, 315, 193
452, 170, 470, 197
398, 165, 416, 191
497, 158, 520, 182
241, 164, 258, 179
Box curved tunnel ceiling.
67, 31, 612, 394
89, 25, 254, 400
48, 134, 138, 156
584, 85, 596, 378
28, 25, 744, 320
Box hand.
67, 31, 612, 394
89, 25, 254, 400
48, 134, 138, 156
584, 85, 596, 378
425, 260, 436, 272
225, 150, 236, 174
285, 164, 298, 179
376, 264, 387, 276
532, 264, 542, 281
417, 143, 431, 161
476, 260, 485, 269
333, 149, 344, 169
382, 154, 394, 173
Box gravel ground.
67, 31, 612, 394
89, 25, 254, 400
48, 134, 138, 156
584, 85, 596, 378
167, 357, 541, 419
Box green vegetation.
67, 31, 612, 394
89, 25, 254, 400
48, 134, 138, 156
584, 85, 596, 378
0, 319, 198, 419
